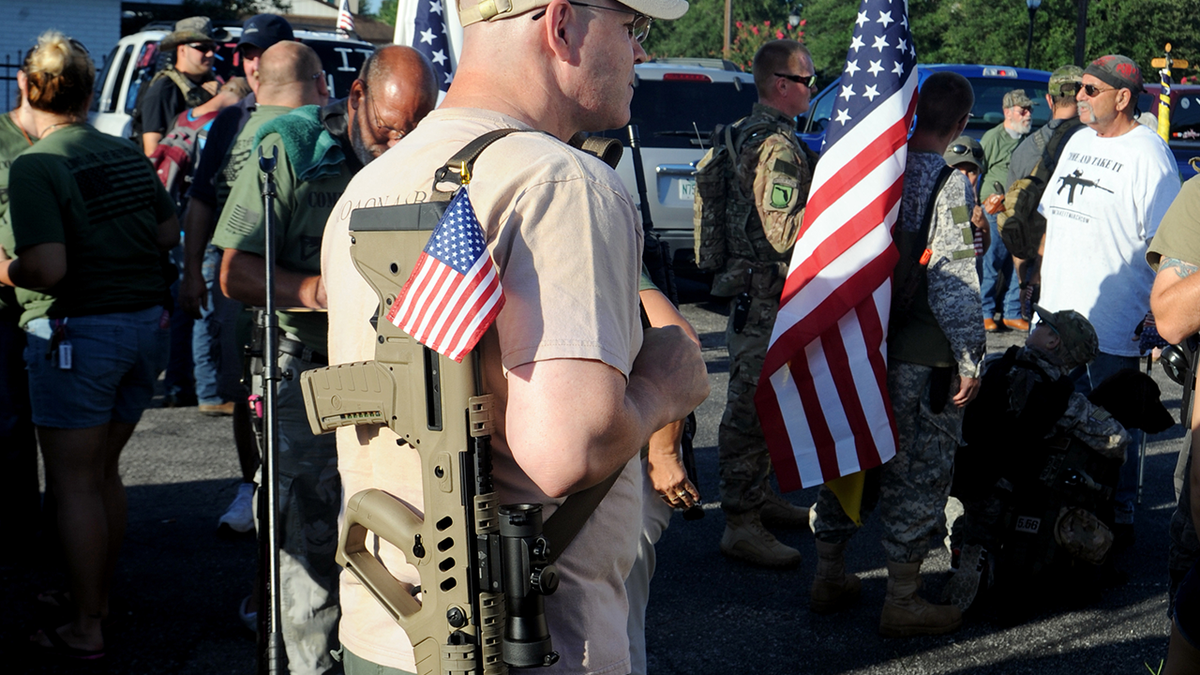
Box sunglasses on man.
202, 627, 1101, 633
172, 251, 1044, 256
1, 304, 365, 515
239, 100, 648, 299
775, 72, 817, 90
185, 42, 217, 54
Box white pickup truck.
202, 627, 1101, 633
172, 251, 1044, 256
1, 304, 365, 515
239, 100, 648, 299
88, 23, 375, 140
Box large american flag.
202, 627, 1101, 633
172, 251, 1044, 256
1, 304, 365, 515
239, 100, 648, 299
413, 0, 455, 92
336, 0, 356, 35
386, 189, 505, 363
754, 0, 918, 490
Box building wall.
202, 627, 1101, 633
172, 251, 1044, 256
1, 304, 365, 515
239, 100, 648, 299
0, 0, 123, 110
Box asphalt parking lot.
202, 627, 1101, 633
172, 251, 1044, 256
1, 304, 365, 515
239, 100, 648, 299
2, 297, 1187, 675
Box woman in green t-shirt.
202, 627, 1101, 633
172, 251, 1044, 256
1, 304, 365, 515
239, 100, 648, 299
0, 31, 179, 661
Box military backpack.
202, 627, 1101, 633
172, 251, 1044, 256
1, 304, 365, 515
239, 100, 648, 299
691, 117, 777, 272
997, 118, 1083, 260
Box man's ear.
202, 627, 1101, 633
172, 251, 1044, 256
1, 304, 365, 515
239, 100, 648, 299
1115, 88, 1133, 114
348, 78, 365, 112
544, 0, 578, 63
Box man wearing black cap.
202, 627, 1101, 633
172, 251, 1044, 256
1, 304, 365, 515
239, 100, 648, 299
1038, 54, 1182, 542
138, 16, 225, 156
178, 15, 296, 541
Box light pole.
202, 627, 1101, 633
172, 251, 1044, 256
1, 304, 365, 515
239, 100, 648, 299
1025, 0, 1042, 69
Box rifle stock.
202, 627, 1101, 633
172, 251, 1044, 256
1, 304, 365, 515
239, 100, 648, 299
301, 204, 552, 675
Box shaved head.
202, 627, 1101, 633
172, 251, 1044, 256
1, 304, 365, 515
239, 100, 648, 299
348, 45, 439, 164
255, 41, 327, 107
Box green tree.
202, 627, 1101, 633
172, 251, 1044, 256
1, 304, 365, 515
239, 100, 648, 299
644, 0, 799, 62
372, 0, 399, 26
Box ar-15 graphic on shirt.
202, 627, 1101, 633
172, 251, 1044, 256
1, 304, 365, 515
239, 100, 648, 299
1056, 170, 1114, 205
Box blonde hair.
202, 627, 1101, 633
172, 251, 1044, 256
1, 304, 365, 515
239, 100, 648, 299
24, 30, 95, 116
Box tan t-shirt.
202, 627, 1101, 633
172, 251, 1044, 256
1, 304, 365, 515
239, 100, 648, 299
321, 107, 644, 675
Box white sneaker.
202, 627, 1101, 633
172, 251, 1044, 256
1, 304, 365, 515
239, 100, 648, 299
218, 483, 256, 535
239, 595, 257, 633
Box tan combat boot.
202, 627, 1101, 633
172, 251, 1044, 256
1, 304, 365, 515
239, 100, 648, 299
810, 539, 862, 614
720, 511, 802, 568
760, 490, 811, 529
879, 560, 962, 638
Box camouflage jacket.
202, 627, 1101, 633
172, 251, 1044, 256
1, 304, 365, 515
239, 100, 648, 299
712, 103, 815, 298
1010, 346, 1128, 459
895, 152, 985, 378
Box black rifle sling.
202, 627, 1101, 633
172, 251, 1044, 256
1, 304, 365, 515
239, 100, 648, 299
430, 127, 624, 565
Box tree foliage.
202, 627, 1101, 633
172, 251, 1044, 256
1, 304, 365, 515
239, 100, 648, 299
647, 0, 1200, 81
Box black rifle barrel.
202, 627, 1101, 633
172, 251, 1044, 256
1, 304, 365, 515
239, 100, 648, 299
258, 146, 285, 675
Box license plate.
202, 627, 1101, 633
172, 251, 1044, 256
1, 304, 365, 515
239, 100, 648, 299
679, 178, 696, 201
1014, 516, 1041, 534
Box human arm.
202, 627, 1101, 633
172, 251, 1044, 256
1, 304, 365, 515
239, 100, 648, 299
640, 286, 702, 508
220, 247, 325, 308
179, 198, 216, 317
0, 242, 66, 289
751, 133, 813, 253
1150, 257, 1200, 344
141, 131, 163, 157
504, 324, 708, 498
926, 170, 986, 401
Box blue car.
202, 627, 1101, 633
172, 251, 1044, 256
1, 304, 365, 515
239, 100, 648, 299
799, 64, 1053, 151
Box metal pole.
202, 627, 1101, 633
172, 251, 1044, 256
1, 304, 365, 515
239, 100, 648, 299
1074, 0, 1089, 67
1137, 355, 1151, 504
723, 0, 731, 62
1025, 7, 1035, 69
258, 145, 284, 675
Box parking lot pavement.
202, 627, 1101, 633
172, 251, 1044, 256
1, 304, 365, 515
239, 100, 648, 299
2, 300, 1182, 674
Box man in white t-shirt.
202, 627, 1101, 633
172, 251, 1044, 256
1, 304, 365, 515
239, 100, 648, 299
1037, 54, 1181, 539
319, 1, 710, 674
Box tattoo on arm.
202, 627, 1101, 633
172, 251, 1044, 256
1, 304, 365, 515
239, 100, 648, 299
1162, 257, 1199, 279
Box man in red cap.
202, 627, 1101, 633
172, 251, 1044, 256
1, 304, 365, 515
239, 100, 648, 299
1038, 54, 1182, 543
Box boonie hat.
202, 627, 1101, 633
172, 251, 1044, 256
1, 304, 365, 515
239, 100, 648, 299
1033, 304, 1098, 369
1084, 54, 1144, 95
162, 16, 228, 51
944, 135, 984, 170
1048, 65, 1083, 97
458, 0, 688, 26
1002, 89, 1033, 109
239, 14, 295, 51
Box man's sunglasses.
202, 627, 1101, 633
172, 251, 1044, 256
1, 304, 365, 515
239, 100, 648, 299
776, 72, 817, 89
185, 42, 217, 54
531, 2, 653, 43
1079, 83, 1117, 97
950, 144, 984, 159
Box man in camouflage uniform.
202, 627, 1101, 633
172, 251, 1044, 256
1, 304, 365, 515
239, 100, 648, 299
809, 72, 985, 637
710, 40, 817, 569
945, 306, 1126, 611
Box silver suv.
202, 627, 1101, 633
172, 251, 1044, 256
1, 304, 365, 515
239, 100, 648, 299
89, 25, 375, 140
597, 61, 758, 272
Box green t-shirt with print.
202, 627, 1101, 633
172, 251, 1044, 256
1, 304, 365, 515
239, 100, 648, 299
0, 112, 35, 311
213, 105, 292, 211
0, 124, 175, 326
212, 125, 351, 353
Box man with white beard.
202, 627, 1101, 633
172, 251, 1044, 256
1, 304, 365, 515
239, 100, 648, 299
979, 89, 1034, 331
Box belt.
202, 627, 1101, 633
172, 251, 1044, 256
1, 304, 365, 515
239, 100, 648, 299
277, 335, 328, 365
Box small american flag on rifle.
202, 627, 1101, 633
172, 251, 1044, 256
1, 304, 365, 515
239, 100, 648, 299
336, 0, 356, 36
385, 188, 505, 363
755, 0, 918, 490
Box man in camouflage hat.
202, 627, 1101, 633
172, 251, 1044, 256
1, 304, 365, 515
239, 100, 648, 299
1003, 66, 1086, 322
1038, 53, 1181, 539
945, 305, 1127, 612
320, 0, 709, 672
137, 16, 226, 156
979, 88, 1034, 332
943, 135, 990, 262
702, 39, 817, 570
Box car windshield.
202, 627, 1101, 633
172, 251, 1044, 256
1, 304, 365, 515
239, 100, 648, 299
596, 78, 761, 149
